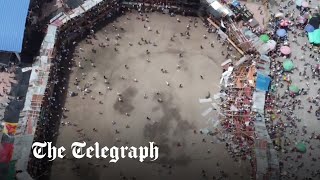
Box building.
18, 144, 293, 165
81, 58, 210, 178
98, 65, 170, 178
0, 1, 31, 180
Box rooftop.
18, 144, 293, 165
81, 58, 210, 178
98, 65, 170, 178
0, 0, 30, 53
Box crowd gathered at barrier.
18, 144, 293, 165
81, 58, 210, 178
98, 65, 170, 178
25, 0, 204, 178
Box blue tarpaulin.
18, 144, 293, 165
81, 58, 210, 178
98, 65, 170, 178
0, 0, 30, 53
256, 73, 271, 92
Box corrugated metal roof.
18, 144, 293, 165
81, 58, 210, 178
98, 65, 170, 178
0, 0, 30, 53
66, 0, 84, 9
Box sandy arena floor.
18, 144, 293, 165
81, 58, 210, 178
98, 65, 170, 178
50, 12, 250, 180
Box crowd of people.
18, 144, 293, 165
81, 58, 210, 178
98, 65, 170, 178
24, 0, 320, 179
26, 0, 243, 179
27, 0, 123, 178
256, 0, 320, 179
200, 0, 320, 179
26, 0, 260, 179
26, 0, 203, 178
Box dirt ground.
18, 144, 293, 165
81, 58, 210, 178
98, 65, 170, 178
50, 12, 250, 180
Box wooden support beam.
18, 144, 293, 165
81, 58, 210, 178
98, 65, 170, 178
207, 18, 245, 56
